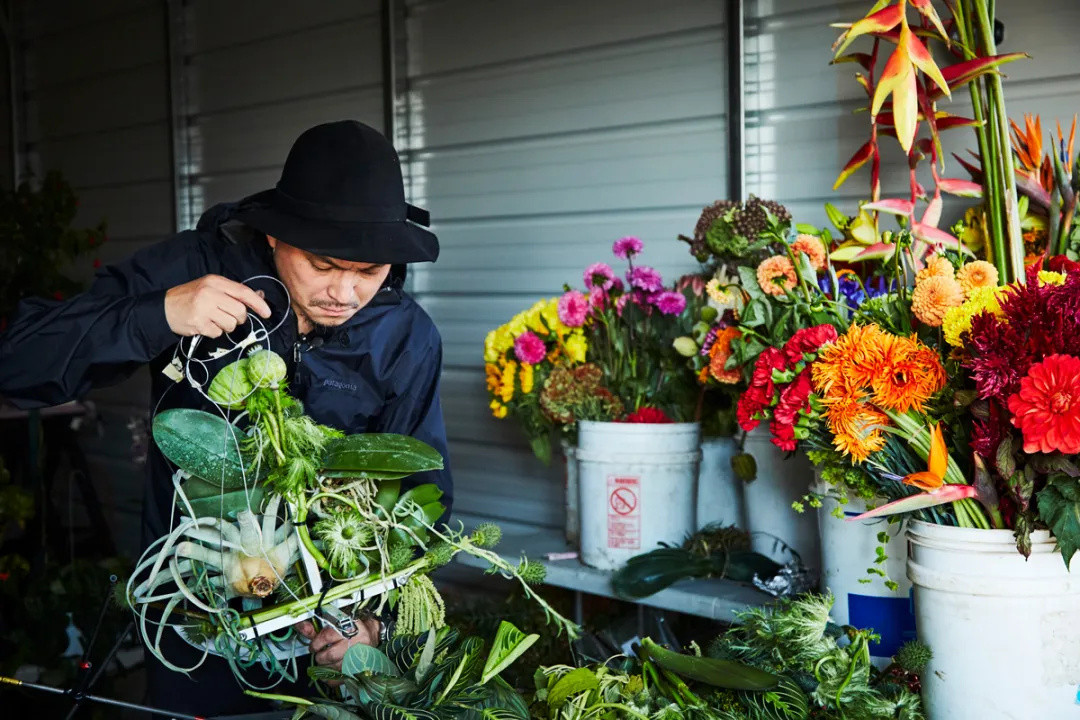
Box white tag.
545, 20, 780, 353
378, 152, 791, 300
161, 358, 184, 383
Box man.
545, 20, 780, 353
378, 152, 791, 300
0, 120, 452, 715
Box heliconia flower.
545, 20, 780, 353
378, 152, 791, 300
846, 484, 977, 522
557, 290, 589, 327
654, 290, 687, 316
583, 262, 616, 291
756, 256, 797, 297
513, 331, 547, 365
627, 266, 663, 293
676, 273, 706, 297
902, 423, 948, 491
612, 236, 644, 259
1007, 354, 1080, 454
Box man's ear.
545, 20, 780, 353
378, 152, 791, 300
266, 234, 278, 252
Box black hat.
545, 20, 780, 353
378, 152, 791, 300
233, 120, 438, 264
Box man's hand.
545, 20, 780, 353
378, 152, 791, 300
296, 617, 381, 679
164, 274, 272, 338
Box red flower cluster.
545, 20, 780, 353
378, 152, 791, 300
737, 324, 838, 451
620, 407, 674, 424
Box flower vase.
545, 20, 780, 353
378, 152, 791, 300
696, 436, 746, 530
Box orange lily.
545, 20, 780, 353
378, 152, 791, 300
903, 422, 947, 491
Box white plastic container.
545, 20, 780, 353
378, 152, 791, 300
696, 436, 746, 530
559, 439, 580, 546
816, 488, 914, 666
575, 421, 701, 570
907, 520, 1080, 719
741, 429, 819, 568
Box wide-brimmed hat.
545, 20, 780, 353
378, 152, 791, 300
233, 120, 438, 264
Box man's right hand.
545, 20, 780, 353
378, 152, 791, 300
164, 274, 273, 338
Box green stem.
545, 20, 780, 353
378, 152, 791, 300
243, 690, 312, 706
274, 390, 288, 456
293, 496, 329, 570
262, 412, 287, 464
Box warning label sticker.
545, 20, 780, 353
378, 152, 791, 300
607, 475, 640, 550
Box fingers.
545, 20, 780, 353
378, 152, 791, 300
314, 639, 349, 668
295, 620, 316, 640
218, 278, 272, 319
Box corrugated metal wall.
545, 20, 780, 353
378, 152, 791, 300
400, 0, 729, 526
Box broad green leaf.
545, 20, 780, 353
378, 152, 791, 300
737, 265, 766, 302
323, 434, 444, 477
480, 621, 539, 686
640, 637, 778, 691
546, 667, 599, 713
153, 408, 254, 488
396, 484, 444, 511
828, 243, 867, 263
300, 704, 365, 720
180, 477, 266, 520
1036, 477, 1080, 568
342, 643, 400, 679
795, 223, 821, 235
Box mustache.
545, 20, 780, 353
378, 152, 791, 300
309, 301, 359, 309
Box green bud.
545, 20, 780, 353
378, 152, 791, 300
517, 559, 547, 585
692, 321, 711, 342
471, 522, 502, 549
731, 452, 757, 483
424, 541, 455, 569
246, 349, 288, 388
208, 359, 253, 409
699, 305, 718, 323
673, 336, 699, 357
895, 640, 933, 674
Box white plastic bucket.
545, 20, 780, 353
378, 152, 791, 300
816, 487, 914, 666
696, 436, 746, 530
576, 421, 701, 570
559, 439, 580, 546
908, 520, 1080, 719
741, 429, 819, 568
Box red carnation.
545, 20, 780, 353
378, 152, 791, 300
769, 419, 797, 451
782, 324, 838, 364
773, 370, 813, 426
621, 407, 673, 424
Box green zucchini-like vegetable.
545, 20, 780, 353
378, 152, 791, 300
639, 637, 779, 691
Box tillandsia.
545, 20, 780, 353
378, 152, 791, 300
136, 345, 580, 688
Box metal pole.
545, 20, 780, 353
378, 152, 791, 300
727, 0, 745, 201
0, 675, 207, 720
380, 0, 397, 142
165, 0, 190, 231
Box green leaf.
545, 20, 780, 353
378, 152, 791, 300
180, 477, 266, 519
153, 408, 255, 488
639, 637, 778, 691
480, 621, 539, 686
545, 668, 599, 713
737, 265, 766, 301
342, 643, 401, 679
995, 434, 1016, 481
300, 704, 365, 720
322, 434, 444, 478
795, 223, 820, 235
1036, 476, 1080, 568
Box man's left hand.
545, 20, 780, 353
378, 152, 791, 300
296, 616, 380, 675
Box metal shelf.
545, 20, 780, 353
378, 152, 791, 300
450, 513, 774, 623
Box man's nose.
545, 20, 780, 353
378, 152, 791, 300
326, 275, 356, 304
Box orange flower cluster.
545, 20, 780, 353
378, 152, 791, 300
812, 324, 946, 461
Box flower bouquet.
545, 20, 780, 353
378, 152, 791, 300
125, 342, 577, 688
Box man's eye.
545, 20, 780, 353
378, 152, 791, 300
312, 264, 333, 272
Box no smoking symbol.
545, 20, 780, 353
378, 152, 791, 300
610, 487, 637, 515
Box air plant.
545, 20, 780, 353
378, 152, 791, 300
830, 0, 1029, 279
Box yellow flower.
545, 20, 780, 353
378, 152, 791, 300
915, 255, 954, 284
489, 399, 508, 419
525, 301, 549, 335
499, 360, 516, 402
519, 363, 534, 394
484, 331, 499, 363
911, 276, 963, 327
956, 260, 999, 298
942, 286, 1005, 347
565, 332, 587, 364
541, 298, 568, 336
485, 326, 513, 363
1038, 270, 1067, 286
508, 313, 527, 337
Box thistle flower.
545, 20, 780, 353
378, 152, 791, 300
424, 541, 455, 568
895, 640, 933, 674
314, 511, 373, 575
517, 558, 547, 585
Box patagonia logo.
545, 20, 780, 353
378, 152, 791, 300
322, 378, 358, 392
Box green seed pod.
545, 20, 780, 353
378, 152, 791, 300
424, 540, 455, 568
517, 559, 547, 585
731, 452, 757, 483
207, 359, 253, 409
692, 321, 711, 343
470, 522, 502, 549
895, 640, 933, 674
673, 336, 699, 358
246, 349, 288, 388
700, 305, 718, 323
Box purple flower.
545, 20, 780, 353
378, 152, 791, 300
613, 236, 644, 259
557, 290, 589, 327
654, 290, 687, 316
513, 331, 547, 365
583, 262, 616, 291
611, 277, 625, 293
627, 265, 663, 293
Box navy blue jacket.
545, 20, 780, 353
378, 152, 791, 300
0, 202, 453, 548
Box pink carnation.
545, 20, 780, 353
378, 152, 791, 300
627, 266, 663, 293
588, 286, 608, 310
584, 262, 616, 291
616, 294, 630, 316
558, 290, 589, 327
513, 331, 547, 365
654, 290, 687, 316
613, 236, 644, 259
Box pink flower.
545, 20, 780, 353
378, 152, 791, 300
677, 274, 706, 297
654, 290, 687, 316
613, 236, 644, 259
616, 294, 630, 316
611, 277, 625, 293
627, 266, 663, 293
584, 262, 616, 291
513, 331, 547, 365
558, 290, 589, 327
588, 286, 608, 309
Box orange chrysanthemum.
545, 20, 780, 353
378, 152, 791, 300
826, 399, 889, 462
756, 256, 797, 297
911, 276, 963, 327
792, 234, 827, 271
955, 260, 999, 297
708, 327, 742, 384
870, 337, 947, 413
811, 323, 891, 400
915, 255, 954, 284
